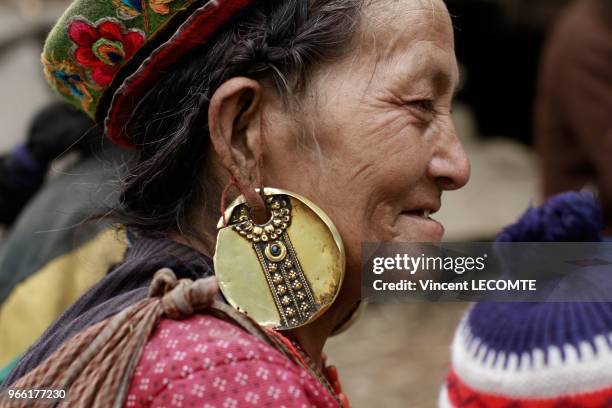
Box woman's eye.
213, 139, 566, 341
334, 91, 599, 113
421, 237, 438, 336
409, 99, 436, 113
402, 99, 437, 126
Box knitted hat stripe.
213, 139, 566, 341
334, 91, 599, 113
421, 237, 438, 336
442, 370, 612, 408
467, 303, 612, 358
452, 317, 612, 399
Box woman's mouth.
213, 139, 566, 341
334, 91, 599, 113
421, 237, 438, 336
398, 208, 445, 241
404, 209, 433, 219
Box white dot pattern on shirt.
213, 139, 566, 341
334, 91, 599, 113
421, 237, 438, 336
125, 314, 339, 408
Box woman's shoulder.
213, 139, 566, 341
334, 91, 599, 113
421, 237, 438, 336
126, 314, 339, 407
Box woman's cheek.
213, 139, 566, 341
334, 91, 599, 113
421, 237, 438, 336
367, 108, 417, 141
361, 200, 398, 241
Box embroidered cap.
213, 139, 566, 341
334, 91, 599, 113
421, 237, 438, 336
42, 0, 256, 147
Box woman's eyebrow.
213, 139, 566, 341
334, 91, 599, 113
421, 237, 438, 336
430, 66, 459, 97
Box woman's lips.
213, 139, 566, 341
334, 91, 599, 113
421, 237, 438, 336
398, 210, 445, 240
404, 209, 433, 218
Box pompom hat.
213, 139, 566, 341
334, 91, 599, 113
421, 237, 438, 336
440, 302, 612, 407
42, 0, 256, 147
441, 193, 612, 407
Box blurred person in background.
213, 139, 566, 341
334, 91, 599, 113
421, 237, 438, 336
535, 0, 612, 233
0, 102, 128, 381
0, 101, 100, 226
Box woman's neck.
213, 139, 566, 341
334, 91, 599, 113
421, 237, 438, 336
290, 320, 332, 369
169, 229, 216, 259
289, 294, 356, 369
170, 231, 356, 369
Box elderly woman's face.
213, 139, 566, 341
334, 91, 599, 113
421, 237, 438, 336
264, 0, 469, 273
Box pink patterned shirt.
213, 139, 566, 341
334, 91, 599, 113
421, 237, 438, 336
125, 314, 340, 408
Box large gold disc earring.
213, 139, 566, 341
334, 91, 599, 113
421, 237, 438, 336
214, 187, 345, 331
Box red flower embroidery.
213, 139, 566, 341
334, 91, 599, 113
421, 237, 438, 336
68, 19, 145, 87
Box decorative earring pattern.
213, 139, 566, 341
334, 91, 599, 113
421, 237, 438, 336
214, 188, 345, 331
230, 196, 317, 328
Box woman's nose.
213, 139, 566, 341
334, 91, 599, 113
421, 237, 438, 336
428, 120, 471, 191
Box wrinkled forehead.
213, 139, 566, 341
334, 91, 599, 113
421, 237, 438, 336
353, 0, 458, 87
359, 0, 454, 51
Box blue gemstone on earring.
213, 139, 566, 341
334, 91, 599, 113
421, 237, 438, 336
270, 244, 281, 256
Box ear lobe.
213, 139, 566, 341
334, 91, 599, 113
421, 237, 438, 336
208, 77, 267, 218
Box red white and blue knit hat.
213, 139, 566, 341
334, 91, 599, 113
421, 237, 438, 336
441, 193, 612, 407
440, 302, 612, 407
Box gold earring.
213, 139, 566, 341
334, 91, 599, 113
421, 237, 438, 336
214, 187, 345, 330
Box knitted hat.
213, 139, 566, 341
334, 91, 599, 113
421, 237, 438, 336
441, 193, 612, 407
42, 0, 256, 147
441, 303, 612, 407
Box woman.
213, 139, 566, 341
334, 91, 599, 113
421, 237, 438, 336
4, 0, 469, 406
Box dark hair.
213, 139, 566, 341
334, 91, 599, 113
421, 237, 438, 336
115, 0, 362, 237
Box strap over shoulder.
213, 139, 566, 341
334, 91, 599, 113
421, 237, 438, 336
1, 268, 296, 408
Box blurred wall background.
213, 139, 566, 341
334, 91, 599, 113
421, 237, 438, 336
0, 0, 64, 152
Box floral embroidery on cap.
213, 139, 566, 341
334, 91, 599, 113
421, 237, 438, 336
113, 0, 177, 21
42, 0, 255, 144
113, 0, 144, 20
42, 54, 95, 113
68, 18, 145, 87
148, 0, 175, 15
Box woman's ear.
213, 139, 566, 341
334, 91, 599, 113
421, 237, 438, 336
209, 77, 263, 186
208, 77, 267, 219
